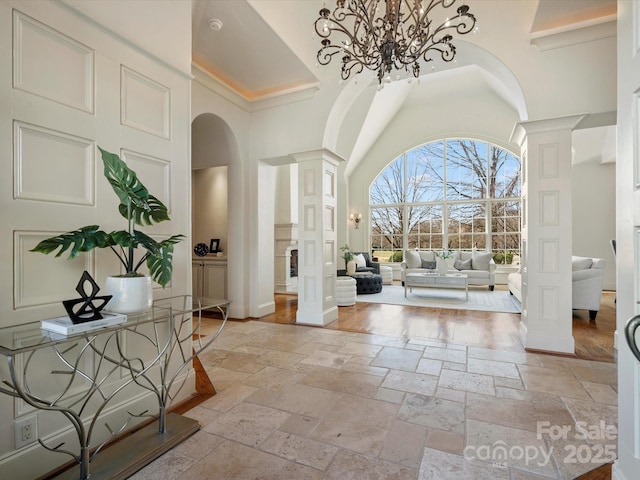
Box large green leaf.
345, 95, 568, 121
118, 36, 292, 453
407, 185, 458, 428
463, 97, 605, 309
30, 225, 111, 258
99, 147, 169, 227
145, 234, 185, 288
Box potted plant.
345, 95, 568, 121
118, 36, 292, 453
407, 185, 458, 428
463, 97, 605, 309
31, 147, 184, 313
340, 244, 356, 275
435, 250, 453, 275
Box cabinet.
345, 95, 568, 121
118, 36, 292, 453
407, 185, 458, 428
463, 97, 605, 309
192, 257, 227, 299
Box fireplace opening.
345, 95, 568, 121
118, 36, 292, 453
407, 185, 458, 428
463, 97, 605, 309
290, 249, 298, 277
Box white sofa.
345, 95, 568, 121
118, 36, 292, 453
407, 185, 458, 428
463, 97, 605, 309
507, 271, 522, 303
401, 250, 496, 290
506, 255, 606, 320
572, 255, 606, 320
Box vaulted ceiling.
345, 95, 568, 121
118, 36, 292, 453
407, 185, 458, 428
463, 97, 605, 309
191, 0, 617, 164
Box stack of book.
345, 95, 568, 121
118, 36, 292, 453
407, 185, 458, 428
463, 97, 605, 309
41, 312, 127, 336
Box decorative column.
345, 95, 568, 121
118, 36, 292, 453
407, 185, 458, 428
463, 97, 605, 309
511, 115, 585, 354
293, 149, 344, 326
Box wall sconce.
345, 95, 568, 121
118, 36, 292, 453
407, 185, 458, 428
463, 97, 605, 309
350, 213, 362, 229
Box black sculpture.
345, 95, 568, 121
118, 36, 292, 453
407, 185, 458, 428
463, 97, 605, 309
62, 271, 112, 324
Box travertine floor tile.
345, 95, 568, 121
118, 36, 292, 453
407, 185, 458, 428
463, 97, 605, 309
423, 346, 467, 364
467, 357, 520, 378
300, 349, 353, 368
426, 429, 465, 455
242, 365, 305, 390
310, 393, 398, 455
581, 380, 618, 405
178, 439, 324, 480
301, 365, 383, 397
398, 393, 466, 435
337, 341, 383, 357
129, 449, 197, 480
260, 430, 338, 470
438, 369, 496, 395
325, 449, 415, 480
381, 370, 439, 396
380, 420, 429, 469
249, 383, 342, 417
416, 358, 443, 376
518, 364, 590, 399
465, 419, 556, 477
199, 383, 257, 412
372, 346, 423, 371
202, 402, 291, 446
418, 447, 510, 479
466, 392, 574, 433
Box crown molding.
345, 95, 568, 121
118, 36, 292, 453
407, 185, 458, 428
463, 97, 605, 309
530, 14, 617, 51
192, 63, 319, 113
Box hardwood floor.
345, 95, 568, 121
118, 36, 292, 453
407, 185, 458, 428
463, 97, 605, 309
257, 284, 617, 364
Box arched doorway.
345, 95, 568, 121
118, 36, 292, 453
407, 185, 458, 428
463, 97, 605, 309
191, 113, 238, 304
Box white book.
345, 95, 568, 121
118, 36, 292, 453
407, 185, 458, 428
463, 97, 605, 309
41, 312, 127, 336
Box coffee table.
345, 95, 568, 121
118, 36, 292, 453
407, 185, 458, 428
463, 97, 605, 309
404, 272, 468, 301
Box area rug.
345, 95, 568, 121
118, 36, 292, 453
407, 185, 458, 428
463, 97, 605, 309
357, 284, 521, 313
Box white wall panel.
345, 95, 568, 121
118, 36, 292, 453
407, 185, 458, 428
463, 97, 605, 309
304, 205, 316, 231
303, 276, 316, 302
539, 286, 559, 321
303, 168, 316, 195
324, 205, 334, 232
303, 240, 316, 267
14, 231, 90, 309
539, 144, 559, 179
324, 169, 335, 198
121, 66, 170, 139
13, 10, 94, 113
540, 239, 558, 273
539, 191, 559, 226
14, 121, 94, 205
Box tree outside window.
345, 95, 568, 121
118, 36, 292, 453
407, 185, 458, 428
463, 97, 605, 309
369, 139, 521, 264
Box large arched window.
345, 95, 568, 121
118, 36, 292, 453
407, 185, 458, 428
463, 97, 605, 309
370, 139, 521, 264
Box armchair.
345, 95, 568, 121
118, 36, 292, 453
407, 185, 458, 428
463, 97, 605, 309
572, 256, 606, 320
352, 252, 380, 274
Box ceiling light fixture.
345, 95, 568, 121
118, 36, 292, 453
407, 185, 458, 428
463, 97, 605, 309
314, 0, 477, 84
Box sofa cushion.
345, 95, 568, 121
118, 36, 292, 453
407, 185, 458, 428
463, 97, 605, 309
421, 259, 437, 269
471, 252, 493, 271
418, 251, 437, 262
572, 256, 593, 271
454, 258, 472, 270
405, 250, 422, 269
354, 253, 367, 269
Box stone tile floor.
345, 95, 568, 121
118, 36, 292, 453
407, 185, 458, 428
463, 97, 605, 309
130, 319, 617, 480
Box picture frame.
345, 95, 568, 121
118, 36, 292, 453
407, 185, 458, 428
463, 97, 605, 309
209, 238, 220, 253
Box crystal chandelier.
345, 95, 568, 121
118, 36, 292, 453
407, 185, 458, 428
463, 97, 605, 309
314, 0, 477, 84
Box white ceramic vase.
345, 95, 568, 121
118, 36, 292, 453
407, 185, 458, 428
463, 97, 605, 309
437, 259, 449, 275
104, 275, 152, 314
346, 260, 357, 275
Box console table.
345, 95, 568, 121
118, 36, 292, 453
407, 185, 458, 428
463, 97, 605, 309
404, 272, 468, 301
0, 295, 229, 480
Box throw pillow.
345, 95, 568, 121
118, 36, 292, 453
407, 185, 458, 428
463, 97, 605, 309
572, 256, 593, 271
405, 250, 421, 269
471, 252, 493, 271
354, 253, 367, 269
454, 258, 472, 270
421, 259, 437, 269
